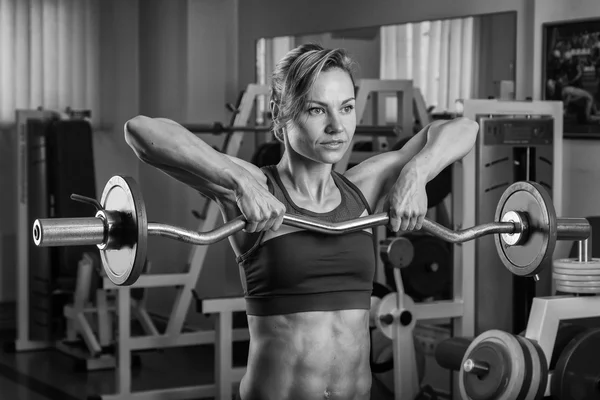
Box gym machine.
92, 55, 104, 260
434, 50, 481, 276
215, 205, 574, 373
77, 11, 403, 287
369, 100, 567, 400
458, 100, 564, 336
434, 231, 600, 399
7, 108, 134, 371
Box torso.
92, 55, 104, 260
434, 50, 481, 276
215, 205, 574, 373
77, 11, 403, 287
241, 310, 372, 400
220, 165, 376, 400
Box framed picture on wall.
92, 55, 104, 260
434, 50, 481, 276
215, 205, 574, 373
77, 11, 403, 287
542, 18, 600, 139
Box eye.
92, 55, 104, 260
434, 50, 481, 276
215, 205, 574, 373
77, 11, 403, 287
308, 107, 325, 116
341, 105, 355, 114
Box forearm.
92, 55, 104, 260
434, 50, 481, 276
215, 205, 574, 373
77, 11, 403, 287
124, 116, 249, 193
406, 118, 479, 183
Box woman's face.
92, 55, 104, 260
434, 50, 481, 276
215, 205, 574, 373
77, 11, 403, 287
285, 68, 356, 164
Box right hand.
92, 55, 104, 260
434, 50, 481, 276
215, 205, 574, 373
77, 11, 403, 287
235, 178, 286, 233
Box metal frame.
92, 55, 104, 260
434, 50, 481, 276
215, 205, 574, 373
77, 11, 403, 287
57, 253, 158, 371
95, 84, 269, 400
375, 242, 472, 400
525, 295, 600, 397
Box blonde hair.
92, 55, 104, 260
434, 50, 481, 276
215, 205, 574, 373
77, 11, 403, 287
270, 44, 356, 142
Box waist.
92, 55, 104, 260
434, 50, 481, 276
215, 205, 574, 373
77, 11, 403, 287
245, 290, 371, 316
242, 310, 372, 399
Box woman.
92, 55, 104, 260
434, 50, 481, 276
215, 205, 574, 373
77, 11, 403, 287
124, 44, 478, 400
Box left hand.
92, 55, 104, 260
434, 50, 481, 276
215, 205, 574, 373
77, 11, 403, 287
384, 165, 429, 232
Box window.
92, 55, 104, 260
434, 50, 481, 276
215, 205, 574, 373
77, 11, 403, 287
380, 17, 475, 115
0, 0, 100, 125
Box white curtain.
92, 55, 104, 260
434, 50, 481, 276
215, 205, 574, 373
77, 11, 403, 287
380, 17, 475, 114
255, 36, 294, 125
0, 0, 100, 125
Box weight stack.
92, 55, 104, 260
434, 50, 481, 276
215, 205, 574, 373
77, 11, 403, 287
29, 119, 97, 341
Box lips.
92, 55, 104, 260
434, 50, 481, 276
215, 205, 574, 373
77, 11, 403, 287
321, 140, 345, 145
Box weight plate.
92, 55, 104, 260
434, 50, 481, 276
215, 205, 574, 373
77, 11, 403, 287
549, 323, 588, 370
99, 175, 148, 286
387, 234, 451, 300
375, 293, 416, 340
379, 236, 414, 269
515, 336, 548, 400
554, 280, 600, 287
554, 258, 600, 271
554, 284, 600, 294
553, 273, 600, 281
551, 328, 600, 400
494, 182, 557, 277
553, 267, 600, 276
460, 330, 526, 400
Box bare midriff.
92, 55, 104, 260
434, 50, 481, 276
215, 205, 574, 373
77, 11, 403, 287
238, 309, 372, 400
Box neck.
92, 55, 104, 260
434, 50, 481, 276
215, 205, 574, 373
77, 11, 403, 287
277, 150, 335, 202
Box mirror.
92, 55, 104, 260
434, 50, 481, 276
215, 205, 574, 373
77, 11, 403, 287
256, 12, 516, 123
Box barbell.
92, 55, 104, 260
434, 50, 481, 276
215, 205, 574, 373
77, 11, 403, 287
184, 122, 401, 136
32, 175, 591, 286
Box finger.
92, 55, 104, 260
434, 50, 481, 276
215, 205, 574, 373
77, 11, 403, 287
272, 213, 285, 231
271, 207, 286, 231
263, 218, 275, 232
390, 216, 401, 232
245, 220, 259, 233
415, 215, 425, 230
407, 215, 418, 231
255, 217, 268, 232
400, 213, 411, 231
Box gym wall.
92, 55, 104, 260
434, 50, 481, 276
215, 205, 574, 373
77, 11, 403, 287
532, 0, 600, 237
135, 0, 242, 323
237, 0, 533, 99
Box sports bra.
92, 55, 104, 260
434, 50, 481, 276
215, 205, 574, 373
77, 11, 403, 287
236, 165, 377, 316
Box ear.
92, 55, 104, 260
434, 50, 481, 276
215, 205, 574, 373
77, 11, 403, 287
270, 100, 279, 120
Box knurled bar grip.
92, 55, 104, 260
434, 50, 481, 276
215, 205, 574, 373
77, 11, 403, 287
34, 213, 520, 248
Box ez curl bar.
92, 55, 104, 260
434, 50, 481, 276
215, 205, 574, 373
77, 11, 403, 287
32, 175, 591, 286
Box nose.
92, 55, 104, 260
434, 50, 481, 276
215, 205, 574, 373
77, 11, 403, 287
325, 113, 344, 134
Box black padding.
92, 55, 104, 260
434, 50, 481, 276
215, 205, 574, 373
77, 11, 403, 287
435, 337, 473, 371
46, 119, 97, 280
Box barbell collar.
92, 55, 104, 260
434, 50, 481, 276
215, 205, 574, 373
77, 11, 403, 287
556, 218, 591, 241
33, 217, 105, 247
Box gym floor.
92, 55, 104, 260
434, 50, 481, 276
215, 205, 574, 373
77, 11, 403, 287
0, 328, 249, 400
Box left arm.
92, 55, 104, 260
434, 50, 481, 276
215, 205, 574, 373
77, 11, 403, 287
404, 117, 480, 186
385, 117, 479, 231
345, 117, 479, 214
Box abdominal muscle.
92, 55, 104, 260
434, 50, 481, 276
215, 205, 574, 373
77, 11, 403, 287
239, 309, 372, 400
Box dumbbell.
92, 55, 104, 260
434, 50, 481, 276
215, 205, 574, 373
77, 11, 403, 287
33, 176, 591, 286
435, 330, 548, 400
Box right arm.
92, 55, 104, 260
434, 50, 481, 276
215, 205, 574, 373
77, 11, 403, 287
123, 116, 286, 236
